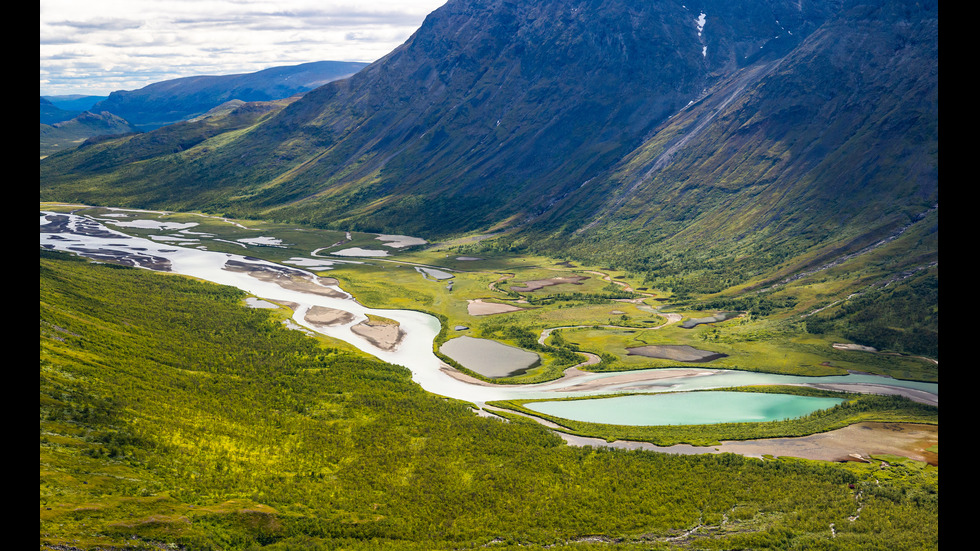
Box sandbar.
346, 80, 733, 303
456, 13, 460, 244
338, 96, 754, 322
224, 259, 346, 298
626, 345, 728, 363
351, 319, 405, 351
555, 422, 938, 465
304, 306, 356, 327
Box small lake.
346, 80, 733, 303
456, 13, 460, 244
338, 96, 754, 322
525, 391, 846, 426
681, 312, 741, 328
440, 336, 540, 378
416, 266, 454, 280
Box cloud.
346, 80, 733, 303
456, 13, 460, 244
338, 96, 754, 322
40, 0, 447, 95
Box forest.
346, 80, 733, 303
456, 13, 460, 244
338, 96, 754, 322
41, 249, 938, 550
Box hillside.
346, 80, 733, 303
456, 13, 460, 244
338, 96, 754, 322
40, 110, 138, 158
40, 249, 939, 549
39, 0, 938, 316
40, 97, 81, 125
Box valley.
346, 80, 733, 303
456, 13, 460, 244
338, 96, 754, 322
39, 235, 939, 549
41, 205, 937, 458
39, 0, 938, 546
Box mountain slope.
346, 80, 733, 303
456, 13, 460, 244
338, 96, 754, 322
524, 0, 938, 270
40, 110, 138, 158
39, 0, 937, 289
40, 97, 81, 125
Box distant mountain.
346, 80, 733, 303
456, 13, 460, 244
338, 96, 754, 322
40, 110, 138, 158
41, 95, 108, 116
40, 97, 82, 126
40, 0, 937, 291
88, 60, 369, 130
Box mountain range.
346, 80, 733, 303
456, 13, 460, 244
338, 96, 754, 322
85, 60, 369, 131
40, 60, 369, 156
39, 0, 938, 299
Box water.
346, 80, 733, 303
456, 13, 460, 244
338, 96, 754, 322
441, 336, 539, 377
525, 392, 846, 426
41, 210, 938, 418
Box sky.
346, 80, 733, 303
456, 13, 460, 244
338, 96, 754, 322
40, 0, 448, 96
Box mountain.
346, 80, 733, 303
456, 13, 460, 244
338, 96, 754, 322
87, 60, 369, 130
41, 95, 107, 118
39, 0, 938, 291
40, 109, 138, 158
40, 97, 82, 126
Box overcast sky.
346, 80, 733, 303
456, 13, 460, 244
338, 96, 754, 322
40, 0, 448, 96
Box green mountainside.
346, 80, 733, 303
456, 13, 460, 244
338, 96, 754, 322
40, 111, 138, 158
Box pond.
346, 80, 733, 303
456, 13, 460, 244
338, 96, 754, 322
524, 391, 846, 426
440, 336, 540, 378
681, 312, 741, 328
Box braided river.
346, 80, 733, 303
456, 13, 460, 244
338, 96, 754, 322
41, 210, 937, 432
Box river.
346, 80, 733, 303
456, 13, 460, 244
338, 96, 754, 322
40, 210, 938, 416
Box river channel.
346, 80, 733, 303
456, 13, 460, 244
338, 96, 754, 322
40, 210, 938, 425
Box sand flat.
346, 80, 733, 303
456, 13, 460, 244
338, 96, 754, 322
305, 306, 356, 327
510, 275, 588, 292
351, 319, 405, 351
626, 344, 728, 362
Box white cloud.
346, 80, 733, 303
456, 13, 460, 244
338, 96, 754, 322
40, 0, 447, 95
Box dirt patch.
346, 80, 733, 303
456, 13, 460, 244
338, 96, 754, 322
712, 422, 939, 465
626, 345, 727, 362
509, 275, 588, 292
467, 299, 525, 316
556, 422, 938, 465
833, 343, 878, 352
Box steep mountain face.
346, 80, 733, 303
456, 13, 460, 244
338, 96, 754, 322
89, 60, 368, 130
190, 0, 846, 232
525, 0, 938, 271
40, 0, 937, 283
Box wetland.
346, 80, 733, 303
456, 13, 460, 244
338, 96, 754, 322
40, 205, 938, 463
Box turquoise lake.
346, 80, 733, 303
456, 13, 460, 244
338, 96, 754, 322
525, 391, 846, 426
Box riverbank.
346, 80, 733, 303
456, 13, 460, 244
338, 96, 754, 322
555, 422, 939, 466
